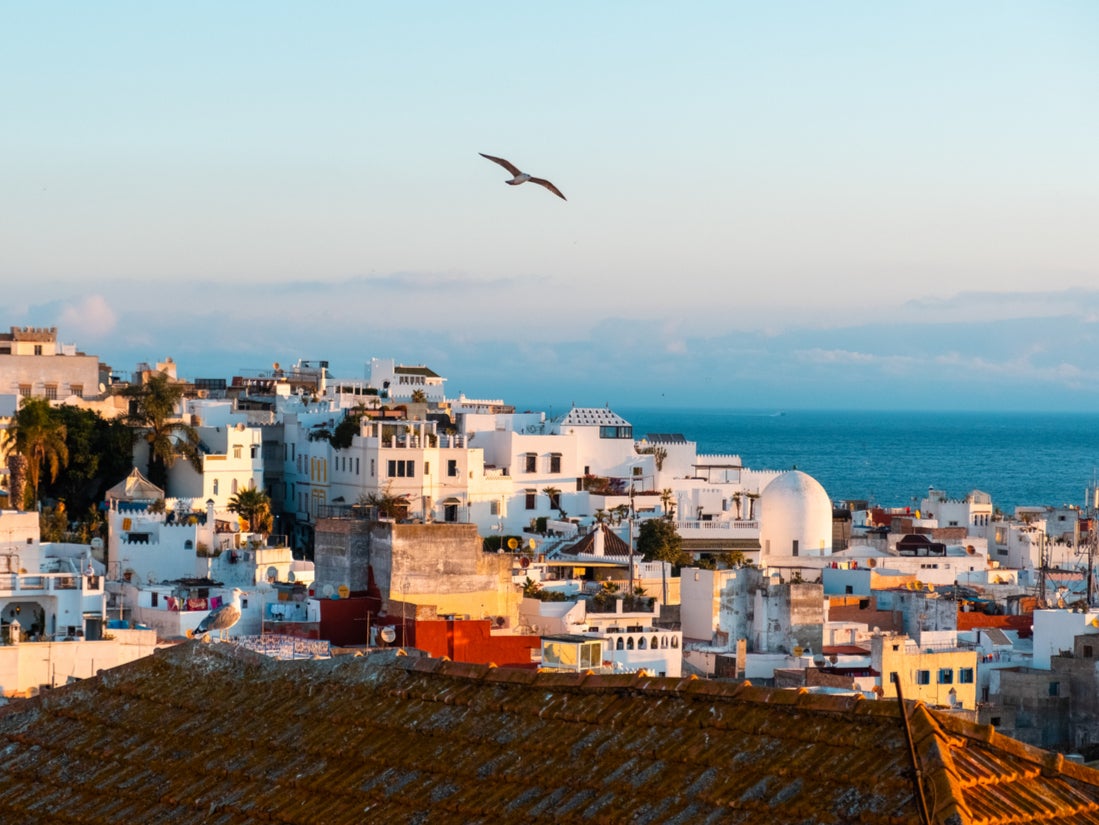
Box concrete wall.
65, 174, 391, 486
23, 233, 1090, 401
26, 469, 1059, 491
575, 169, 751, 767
314, 519, 515, 622
0, 629, 161, 697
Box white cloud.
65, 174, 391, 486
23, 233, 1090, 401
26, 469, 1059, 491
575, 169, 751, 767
57, 294, 117, 340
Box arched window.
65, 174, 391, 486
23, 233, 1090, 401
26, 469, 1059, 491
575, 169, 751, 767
660, 636, 668, 649
652, 635, 660, 650
184, 540, 193, 550
626, 637, 635, 650
671, 636, 679, 649
231, 479, 239, 495
638, 637, 647, 650
616, 638, 624, 650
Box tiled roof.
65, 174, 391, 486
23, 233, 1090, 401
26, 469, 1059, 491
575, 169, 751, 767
557, 406, 630, 427
394, 365, 440, 378
566, 524, 631, 556
0, 642, 1097, 824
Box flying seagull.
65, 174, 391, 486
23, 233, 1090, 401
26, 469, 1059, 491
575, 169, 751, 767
189, 587, 244, 642
479, 153, 566, 200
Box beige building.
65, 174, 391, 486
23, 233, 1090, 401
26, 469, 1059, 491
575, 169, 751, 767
0, 326, 102, 401
873, 632, 979, 710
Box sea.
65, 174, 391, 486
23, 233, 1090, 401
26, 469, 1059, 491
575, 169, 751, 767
610, 408, 1099, 514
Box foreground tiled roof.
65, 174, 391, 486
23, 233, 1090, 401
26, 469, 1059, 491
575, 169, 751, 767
1, 643, 1097, 824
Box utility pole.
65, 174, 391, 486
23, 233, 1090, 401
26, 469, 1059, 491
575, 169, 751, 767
628, 483, 636, 596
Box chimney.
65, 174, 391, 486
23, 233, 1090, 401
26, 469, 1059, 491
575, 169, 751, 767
593, 525, 605, 557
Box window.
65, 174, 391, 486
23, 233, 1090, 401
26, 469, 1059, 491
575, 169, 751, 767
632, 466, 642, 476
70, 384, 83, 398
18, 384, 31, 397
424, 461, 430, 475
387, 460, 414, 478
959, 668, 974, 684
34, 345, 43, 355
525, 490, 537, 510
231, 479, 238, 495
213, 479, 219, 495
44, 384, 57, 400
916, 670, 930, 685
448, 459, 458, 477
1049, 681, 1060, 697
938, 668, 953, 685
550, 453, 562, 473
889, 672, 898, 684
525, 453, 537, 473
233, 445, 242, 459
1085, 645, 1094, 658
546, 490, 560, 510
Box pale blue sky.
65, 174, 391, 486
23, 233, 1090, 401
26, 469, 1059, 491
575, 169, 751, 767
3, 3, 1098, 410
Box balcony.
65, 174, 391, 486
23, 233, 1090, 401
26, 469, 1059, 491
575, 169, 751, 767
0, 571, 102, 597
673, 519, 759, 539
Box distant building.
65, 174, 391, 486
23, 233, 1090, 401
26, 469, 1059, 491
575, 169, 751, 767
0, 326, 102, 401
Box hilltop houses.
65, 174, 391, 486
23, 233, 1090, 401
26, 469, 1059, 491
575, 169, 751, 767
11, 334, 1099, 766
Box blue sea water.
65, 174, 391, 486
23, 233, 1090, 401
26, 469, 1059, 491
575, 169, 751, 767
615, 408, 1099, 513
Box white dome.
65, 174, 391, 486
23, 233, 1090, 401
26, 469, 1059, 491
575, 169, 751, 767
758, 470, 832, 558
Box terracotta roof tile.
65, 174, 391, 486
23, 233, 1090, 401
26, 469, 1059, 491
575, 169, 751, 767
0, 643, 1097, 824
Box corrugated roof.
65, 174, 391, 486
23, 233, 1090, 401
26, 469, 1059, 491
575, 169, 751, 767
0, 642, 1097, 824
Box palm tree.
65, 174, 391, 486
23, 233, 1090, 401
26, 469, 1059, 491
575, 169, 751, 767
122, 373, 202, 490
660, 488, 676, 521
227, 484, 273, 535
542, 486, 562, 516
9, 397, 69, 506
410, 388, 427, 403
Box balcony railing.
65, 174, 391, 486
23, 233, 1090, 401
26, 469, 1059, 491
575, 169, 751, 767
0, 571, 101, 595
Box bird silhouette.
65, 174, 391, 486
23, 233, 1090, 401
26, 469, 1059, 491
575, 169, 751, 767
189, 587, 244, 642
479, 153, 566, 200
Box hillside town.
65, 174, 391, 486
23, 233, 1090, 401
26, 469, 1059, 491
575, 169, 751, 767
4, 324, 1099, 820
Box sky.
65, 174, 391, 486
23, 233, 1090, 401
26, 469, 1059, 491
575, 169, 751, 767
3, 2, 1098, 411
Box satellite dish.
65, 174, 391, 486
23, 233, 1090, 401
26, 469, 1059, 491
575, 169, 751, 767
337, 584, 350, 599
322, 584, 334, 597
146, 571, 157, 585
380, 627, 396, 644
520, 556, 530, 569
266, 566, 278, 582
528, 539, 536, 551
90, 537, 103, 550
507, 537, 519, 550
287, 570, 296, 583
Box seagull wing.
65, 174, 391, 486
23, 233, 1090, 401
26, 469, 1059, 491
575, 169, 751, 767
479, 153, 521, 176
529, 177, 567, 201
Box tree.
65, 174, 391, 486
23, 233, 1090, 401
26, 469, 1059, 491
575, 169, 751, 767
542, 486, 562, 515
637, 518, 688, 567
9, 397, 69, 506
227, 484, 273, 535
358, 484, 410, 519
660, 488, 676, 521
38, 405, 134, 516
122, 373, 202, 489
410, 388, 427, 403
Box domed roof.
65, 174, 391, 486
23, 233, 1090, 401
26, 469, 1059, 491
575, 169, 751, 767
758, 470, 833, 557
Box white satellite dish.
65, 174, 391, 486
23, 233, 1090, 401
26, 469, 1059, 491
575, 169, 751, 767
287, 570, 296, 583
322, 584, 334, 597
380, 627, 396, 644
266, 566, 278, 582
